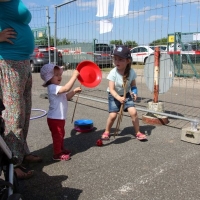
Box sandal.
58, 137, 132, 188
14, 165, 34, 180
101, 132, 110, 140
23, 154, 43, 163
53, 153, 71, 161
136, 132, 147, 141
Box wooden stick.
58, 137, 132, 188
71, 85, 82, 123
114, 104, 124, 136
114, 80, 127, 137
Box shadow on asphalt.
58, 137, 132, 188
19, 124, 155, 199
19, 172, 82, 200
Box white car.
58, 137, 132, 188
130, 46, 155, 64
155, 45, 167, 51
168, 43, 182, 51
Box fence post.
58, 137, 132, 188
54, 6, 57, 65
46, 6, 51, 64
153, 46, 160, 103
142, 46, 169, 125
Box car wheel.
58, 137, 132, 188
68, 63, 78, 69
30, 62, 35, 73
182, 55, 187, 63
58, 60, 63, 66
144, 57, 148, 65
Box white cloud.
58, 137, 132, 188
76, 0, 96, 8
128, 6, 151, 18
146, 15, 168, 21
155, 4, 163, 9
175, 0, 200, 4
27, 2, 38, 7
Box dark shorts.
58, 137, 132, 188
108, 92, 135, 113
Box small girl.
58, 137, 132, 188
40, 64, 81, 161
101, 46, 147, 141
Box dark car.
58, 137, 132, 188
94, 45, 113, 67
181, 43, 200, 64
30, 45, 63, 72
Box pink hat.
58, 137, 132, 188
40, 63, 63, 86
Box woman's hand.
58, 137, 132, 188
0, 28, 16, 44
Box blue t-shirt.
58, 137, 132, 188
107, 67, 137, 95
0, 0, 34, 60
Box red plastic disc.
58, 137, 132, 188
76, 60, 102, 88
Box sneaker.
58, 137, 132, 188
52, 153, 71, 161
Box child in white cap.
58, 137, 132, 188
40, 64, 81, 161
101, 46, 147, 141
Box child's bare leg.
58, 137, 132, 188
128, 107, 140, 133
102, 112, 117, 139
128, 107, 146, 139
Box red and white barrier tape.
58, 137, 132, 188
60, 49, 200, 56
61, 49, 111, 56
165, 50, 200, 55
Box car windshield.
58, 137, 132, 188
149, 46, 155, 50
95, 46, 111, 51
192, 44, 200, 51
182, 44, 200, 51
159, 46, 167, 51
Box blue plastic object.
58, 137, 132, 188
74, 119, 94, 133
131, 86, 138, 95
74, 119, 93, 126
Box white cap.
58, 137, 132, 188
40, 63, 63, 86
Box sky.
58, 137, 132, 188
23, 0, 200, 45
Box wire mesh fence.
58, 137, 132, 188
29, 1, 200, 129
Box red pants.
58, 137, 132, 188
47, 118, 65, 155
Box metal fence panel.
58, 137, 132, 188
29, 1, 200, 129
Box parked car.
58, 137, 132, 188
94, 45, 113, 67
108, 44, 116, 54
181, 43, 200, 63
59, 43, 112, 69
168, 43, 182, 51
30, 45, 63, 72
155, 45, 167, 51
130, 46, 155, 64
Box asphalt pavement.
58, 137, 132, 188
18, 72, 200, 200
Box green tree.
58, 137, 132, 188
57, 38, 71, 45
149, 37, 168, 46
109, 40, 138, 48
124, 40, 138, 48
110, 40, 123, 45
49, 36, 62, 46
34, 32, 48, 45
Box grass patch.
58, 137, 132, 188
132, 64, 145, 69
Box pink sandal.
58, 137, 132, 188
136, 132, 147, 141
53, 153, 71, 161
101, 132, 110, 140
